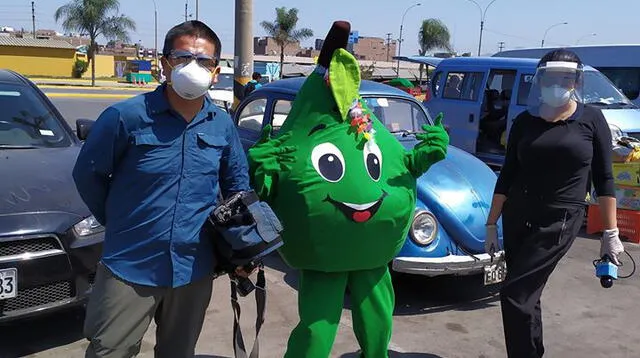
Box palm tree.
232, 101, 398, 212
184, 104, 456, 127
260, 7, 313, 79
417, 18, 452, 83
54, 0, 136, 86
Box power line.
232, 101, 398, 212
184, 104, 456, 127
483, 28, 565, 47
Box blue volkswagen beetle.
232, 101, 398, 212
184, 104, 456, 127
233, 77, 506, 284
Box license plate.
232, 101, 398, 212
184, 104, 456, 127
483, 259, 507, 286
0, 268, 17, 299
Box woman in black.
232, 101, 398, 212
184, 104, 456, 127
483, 49, 626, 358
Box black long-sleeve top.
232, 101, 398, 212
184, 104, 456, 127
495, 104, 615, 207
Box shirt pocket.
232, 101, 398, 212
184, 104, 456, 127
190, 133, 227, 174
131, 132, 179, 174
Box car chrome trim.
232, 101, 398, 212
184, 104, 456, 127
0, 249, 66, 263
392, 251, 505, 276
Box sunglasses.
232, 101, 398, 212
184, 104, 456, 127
167, 50, 218, 70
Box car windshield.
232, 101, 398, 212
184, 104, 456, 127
213, 73, 233, 90
0, 83, 71, 148
582, 70, 634, 106
361, 96, 431, 133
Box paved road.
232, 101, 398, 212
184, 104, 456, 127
1, 233, 639, 358
4, 89, 637, 358
43, 87, 148, 127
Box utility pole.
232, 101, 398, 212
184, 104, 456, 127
498, 41, 505, 52
233, 0, 253, 109
184, 1, 187, 22
386, 33, 392, 62
195, 0, 199, 20
31, 2, 35, 39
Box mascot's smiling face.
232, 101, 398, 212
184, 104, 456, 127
269, 45, 418, 271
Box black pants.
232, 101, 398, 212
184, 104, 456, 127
500, 200, 585, 358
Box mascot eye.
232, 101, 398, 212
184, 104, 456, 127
363, 141, 382, 181
311, 142, 345, 182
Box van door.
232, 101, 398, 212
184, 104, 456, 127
427, 69, 486, 153
509, 71, 535, 136
477, 68, 517, 155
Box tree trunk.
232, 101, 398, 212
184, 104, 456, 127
90, 40, 96, 87
279, 44, 285, 80
419, 63, 424, 84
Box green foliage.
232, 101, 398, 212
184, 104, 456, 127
72, 58, 89, 78
54, 0, 136, 85
260, 7, 313, 78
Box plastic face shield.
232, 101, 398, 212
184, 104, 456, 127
526, 61, 584, 117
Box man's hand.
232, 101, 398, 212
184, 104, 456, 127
234, 265, 257, 278
485, 224, 500, 258
601, 228, 625, 265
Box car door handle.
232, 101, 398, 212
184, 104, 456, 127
469, 113, 474, 123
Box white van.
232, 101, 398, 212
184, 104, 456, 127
494, 45, 640, 107
208, 66, 234, 109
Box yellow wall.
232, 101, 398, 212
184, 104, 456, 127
78, 54, 157, 78
0, 46, 75, 77
81, 54, 115, 79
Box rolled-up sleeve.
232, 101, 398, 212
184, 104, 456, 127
219, 119, 251, 198
591, 109, 615, 197
72, 107, 128, 225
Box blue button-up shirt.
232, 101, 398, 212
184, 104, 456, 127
72, 84, 250, 288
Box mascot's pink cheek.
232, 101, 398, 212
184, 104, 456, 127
353, 211, 372, 223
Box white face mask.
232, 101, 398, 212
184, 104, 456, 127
170, 60, 212, 100
540, 85, 572, 108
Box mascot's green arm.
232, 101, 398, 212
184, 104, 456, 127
404, 112, 449, 178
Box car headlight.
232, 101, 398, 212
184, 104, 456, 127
610, 123, 623, 140
73, 216, 105, 237
410, 210, 438, 246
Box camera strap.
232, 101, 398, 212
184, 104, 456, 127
230, 267, 266, 358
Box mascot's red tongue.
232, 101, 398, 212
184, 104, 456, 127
353, 211, 372, 223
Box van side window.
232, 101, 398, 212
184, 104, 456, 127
460, 72, 484, 101
431, 71, 443, 97
443, 73, 465, 99
517, 74, 534, 105
598, 67, 640, 100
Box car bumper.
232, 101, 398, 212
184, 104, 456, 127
392, 251, 505, 276
0, 233, 102, 324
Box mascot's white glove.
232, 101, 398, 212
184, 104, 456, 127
601, 228, 625, 265
485, 224, 499, 257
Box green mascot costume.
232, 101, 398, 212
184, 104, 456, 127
247, 21, 449, 357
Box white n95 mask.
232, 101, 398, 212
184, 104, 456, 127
170, 60, 212, 100
540, 85, 572, 108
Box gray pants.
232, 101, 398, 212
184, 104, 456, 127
83, 263, 213, 358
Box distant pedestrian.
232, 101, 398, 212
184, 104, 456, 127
73, 20, 252, 358
243, 71, 263, 97
484, 48, 625, 358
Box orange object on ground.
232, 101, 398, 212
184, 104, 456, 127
586, 204, 640, 244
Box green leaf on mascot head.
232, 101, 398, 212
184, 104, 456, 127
329, 48, 361, 120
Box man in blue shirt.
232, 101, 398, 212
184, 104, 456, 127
73, 20, 251, 358
243, 71, 263, 98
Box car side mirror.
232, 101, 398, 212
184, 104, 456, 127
76, 119, 94, 141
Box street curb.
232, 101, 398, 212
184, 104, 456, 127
38, 85, 153, 92
45, 93, 136, 99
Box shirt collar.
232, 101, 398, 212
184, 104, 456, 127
146, 82, 218, 119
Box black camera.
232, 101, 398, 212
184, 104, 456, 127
204, 190, 284, 291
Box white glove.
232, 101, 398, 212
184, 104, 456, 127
485, 224, 499, 257
601, 228, 625, 265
